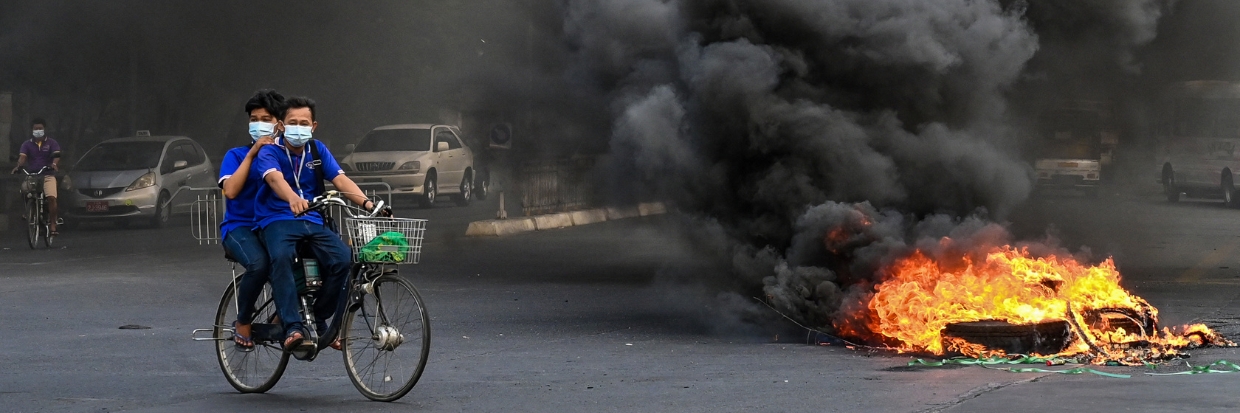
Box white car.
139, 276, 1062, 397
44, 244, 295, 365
340, 124, 476, 207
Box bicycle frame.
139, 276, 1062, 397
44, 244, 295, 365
18, 167, 53, 249
194, 190, 430, 401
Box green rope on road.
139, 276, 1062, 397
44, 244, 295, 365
1144, 360, 1240, 376
910, 356, 1240, 378
996, 366, 1131, 378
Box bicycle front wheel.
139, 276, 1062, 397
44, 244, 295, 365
214, 277, 289, 393
25, 199, 39, 249
342, 274, 431, 402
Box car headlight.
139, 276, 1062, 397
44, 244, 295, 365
398, 161, 420, 173
341, 163, 353, 172
126, 171, 156, 191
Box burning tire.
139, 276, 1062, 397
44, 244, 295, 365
942, 320, 1071, 355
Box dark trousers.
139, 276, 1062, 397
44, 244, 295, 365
262, 219, 351, 337
222, 228, 270, 325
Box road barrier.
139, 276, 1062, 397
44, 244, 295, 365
517, 157, 596, 216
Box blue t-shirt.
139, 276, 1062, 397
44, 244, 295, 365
217, 146, 263, 239
253, 138, 344, 228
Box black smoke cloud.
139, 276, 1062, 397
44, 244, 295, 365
562, 0, 1176, 330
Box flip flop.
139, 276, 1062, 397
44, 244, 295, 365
283, 329, 314, 352
232, 321, 255, 351
329, 337, 343, 351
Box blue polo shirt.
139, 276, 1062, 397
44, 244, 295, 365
253, 138, 344, 228
217, 146, 262, 239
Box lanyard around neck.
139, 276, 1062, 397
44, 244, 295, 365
282, 142, 310, 199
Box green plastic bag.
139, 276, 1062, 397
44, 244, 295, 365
360, 231, 409, 263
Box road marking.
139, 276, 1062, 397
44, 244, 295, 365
1176, 239, 1240, 283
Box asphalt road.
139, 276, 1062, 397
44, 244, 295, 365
3, 185, 1240, 412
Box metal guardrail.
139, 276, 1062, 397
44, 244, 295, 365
517, 157, 596, 216
189, 187, 224, 245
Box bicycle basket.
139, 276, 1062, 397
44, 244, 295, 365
344, 217, 427, 264
21, 176, 41, 194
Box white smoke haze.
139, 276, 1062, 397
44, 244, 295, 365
563, 0, 1174, 333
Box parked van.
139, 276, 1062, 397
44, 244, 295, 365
1157, 81, 1240, 206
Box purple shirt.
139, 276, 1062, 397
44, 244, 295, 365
19, 138, 61, 175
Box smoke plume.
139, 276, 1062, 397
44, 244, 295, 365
563, 0, 1174, 331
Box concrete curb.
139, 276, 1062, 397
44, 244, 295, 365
466, 202, 667, 237
465, 217, 536, 237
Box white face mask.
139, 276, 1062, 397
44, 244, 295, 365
248, 122, 275, 141
284, 125, 313, 147
32, 130, 45, 139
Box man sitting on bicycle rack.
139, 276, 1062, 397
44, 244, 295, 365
11, 118, 61, 235
218, 89, 286, 350
253, 96, 380, 352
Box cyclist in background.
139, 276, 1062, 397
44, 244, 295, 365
219, 90, 286, 350
11, 118, 61, 236
253, 96, 379, 351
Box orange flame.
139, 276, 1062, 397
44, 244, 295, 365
840, 242, 1231, 363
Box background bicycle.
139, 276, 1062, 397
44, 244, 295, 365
16, 166, 55, 249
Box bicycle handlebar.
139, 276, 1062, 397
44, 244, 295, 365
13, 166, 52, 176
296, 190, 390, 218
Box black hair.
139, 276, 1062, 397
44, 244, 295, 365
283, 96, 316, 121
244, 89, 287, 119
31, 118, 46, 127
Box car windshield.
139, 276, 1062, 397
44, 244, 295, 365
75, 141, 165, 171
354, 129, 432, 152
1172, 98, 1240, 138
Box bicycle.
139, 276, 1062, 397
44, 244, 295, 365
192, 191, 431, 401
15, 166, 55, 249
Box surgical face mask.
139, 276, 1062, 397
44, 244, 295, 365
32, 130, 45, 139
284, 125, 313, 147
248, 122, 275, 141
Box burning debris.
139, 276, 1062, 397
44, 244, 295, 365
793, 203, 1234, 365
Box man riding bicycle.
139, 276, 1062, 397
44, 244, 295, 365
253, 96, 380, 352
219, 90, 285, 350
11, 118, 61, 236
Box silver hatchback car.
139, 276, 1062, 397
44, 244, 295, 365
66, 135, 215, 227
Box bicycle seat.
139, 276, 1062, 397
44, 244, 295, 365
223, 249, 238, 263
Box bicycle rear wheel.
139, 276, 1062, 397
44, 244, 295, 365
25, 199, 39, 249
342, 274, 430, 402
214, 277, 289, 393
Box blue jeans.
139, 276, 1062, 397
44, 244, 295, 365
262, 219, 352, 337
222, 228, 270, 325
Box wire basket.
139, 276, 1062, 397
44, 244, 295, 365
344, 217, 427, 264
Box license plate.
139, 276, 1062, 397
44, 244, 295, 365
1057, 162, 1079, 168
86, 201, 109, 212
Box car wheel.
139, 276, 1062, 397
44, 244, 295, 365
475, 171, 489, 201
455, 170, 473, 207
1224, 174, 1238, 208
152, 191, 171, 228
419, 174, 436, 209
